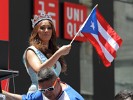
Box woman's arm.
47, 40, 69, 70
26, 44, 71, 73
2, 90, 22, 100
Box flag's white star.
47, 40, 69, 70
90, 21, 95, 30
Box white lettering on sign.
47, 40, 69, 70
66, 7, 84, 37
67, 7, 83, 22
67, 7, 72, 20
37, 1, 56, 29
49, 3, 55, 7
67, 22, 72, 37
48, 2, 56, 29
49, 12, 56, 28
80, 10, 83, 22
38, 1, 45, 14
74, 8, 79, 21
67, 23, 84, 37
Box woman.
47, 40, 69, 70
23, 12, 71, 93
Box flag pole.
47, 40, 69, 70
69, 4, 98, 45
69, 31, 80, 45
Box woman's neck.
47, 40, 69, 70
42, 42, 49, 49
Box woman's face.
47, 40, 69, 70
37, 20, 52, 43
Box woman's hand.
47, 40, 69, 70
57, 44, 71, 56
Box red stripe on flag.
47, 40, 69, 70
83, 33, 111, 67
98, 32, 116, 58
96, 9, 122, 47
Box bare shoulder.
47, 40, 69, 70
26, 49, 37, 59
27, 49, 36, 55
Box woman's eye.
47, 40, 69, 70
40, 26, 44, 30
47, 27, 52, 30
40, 26, 52, 30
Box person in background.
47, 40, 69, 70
3, 68, 84, 100
23, 11, 71, 93
114, 89, 133, 100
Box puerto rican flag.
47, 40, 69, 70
79, 5, 123, 67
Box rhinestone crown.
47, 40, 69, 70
31, 11, 53, 28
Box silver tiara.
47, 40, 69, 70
31, 11, 53, 28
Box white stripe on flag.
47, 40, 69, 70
97, 20, 120, 51
92, 34, 114, 62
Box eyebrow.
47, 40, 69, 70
40, 25, 51, 27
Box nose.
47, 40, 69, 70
44, 28, 49, 32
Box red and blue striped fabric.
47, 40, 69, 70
80, 5, 123, 67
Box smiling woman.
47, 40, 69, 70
37, 20, 52, 42
22, 11, 72, 93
